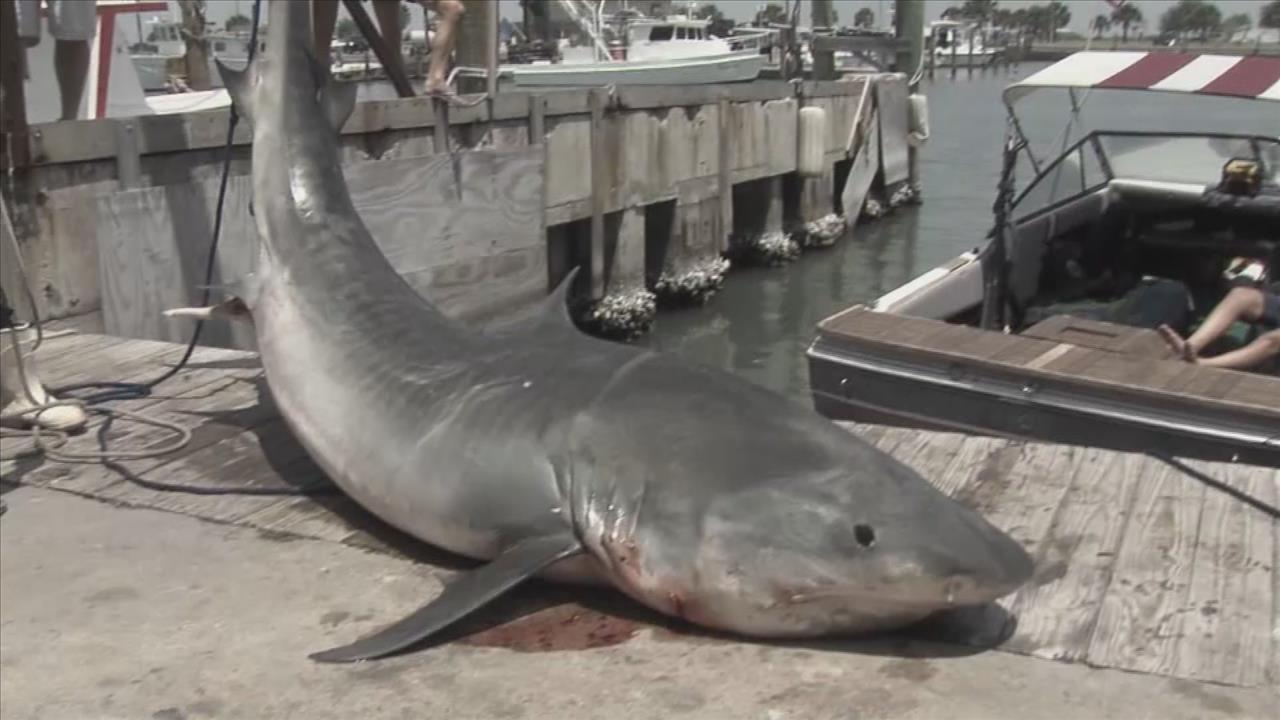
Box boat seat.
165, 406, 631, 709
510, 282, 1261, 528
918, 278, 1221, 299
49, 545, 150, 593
1021, 314, 1175, 361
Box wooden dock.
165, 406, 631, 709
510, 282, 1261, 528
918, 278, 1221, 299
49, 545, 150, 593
2, 333, 1277, 689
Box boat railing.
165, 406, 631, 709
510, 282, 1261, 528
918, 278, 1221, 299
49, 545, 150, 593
727, 27, 776, 53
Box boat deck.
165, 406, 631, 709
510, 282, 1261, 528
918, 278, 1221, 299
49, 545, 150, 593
810, 307, 1280, 464
1, 333, 1277, 707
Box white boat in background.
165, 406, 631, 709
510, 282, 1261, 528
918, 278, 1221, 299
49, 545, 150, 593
928, 20, 1002, 68
130, 18, 256, 92
505, 15, 771, 88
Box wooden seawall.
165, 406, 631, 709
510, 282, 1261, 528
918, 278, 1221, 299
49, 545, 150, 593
1, 76, 914, 346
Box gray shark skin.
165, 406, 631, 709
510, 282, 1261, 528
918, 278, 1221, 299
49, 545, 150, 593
218, 1, 1033, 663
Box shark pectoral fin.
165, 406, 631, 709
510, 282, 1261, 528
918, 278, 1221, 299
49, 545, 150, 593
309, 533, 583, 664
216, 59, 257, 123
163, 296, 252, 323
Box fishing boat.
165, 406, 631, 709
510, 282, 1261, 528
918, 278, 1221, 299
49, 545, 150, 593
807, 52, 1280, 466
928, 20, 1002, 69
504, 15, 769, 87
130, 18, 258, 92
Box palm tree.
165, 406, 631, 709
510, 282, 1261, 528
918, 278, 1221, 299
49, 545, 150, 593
225, 13, 252, 33
1220, 13, 1251, 42
960, 0, 999, 28
1263, 1, 1280, 31
854, 8, 874, 29
1046, 1, 1071, 42
755, 2, 788, 27
1110, 2, 1144, 42
1092, 14, 1111, 38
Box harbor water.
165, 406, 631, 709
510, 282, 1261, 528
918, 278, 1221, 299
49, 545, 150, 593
641, 63, 1280, 404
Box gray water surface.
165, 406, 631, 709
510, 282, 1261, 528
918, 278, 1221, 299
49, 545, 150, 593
640, 67, 1020, 404
640, 63, 1280, 404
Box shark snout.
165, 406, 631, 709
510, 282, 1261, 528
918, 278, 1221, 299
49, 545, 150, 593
935, 515, 1034, 604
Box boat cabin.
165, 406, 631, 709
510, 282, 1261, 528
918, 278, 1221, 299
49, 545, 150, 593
809, 52, 1280, 465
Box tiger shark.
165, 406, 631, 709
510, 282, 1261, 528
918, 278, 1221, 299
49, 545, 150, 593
197, 0, 1032, 663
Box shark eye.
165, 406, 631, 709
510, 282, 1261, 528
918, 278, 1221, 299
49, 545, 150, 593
854, 524, 876, 548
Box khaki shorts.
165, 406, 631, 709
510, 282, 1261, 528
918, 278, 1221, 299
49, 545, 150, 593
15, 0, 97, 43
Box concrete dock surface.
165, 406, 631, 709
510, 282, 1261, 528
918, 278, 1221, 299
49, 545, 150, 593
2, 487, 1275, 720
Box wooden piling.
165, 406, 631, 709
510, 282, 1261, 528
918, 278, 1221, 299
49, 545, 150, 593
588, 88, 607, 299
967, 29, 975, 77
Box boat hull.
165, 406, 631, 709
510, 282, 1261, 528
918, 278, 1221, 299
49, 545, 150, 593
507, 52, 766, 87
807, 309, 1280, 468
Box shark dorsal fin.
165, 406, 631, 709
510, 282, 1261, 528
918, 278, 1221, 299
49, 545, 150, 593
539, 267, 581, 331
216, 59, 257, 124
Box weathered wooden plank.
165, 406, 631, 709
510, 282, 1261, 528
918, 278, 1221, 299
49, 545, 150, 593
1004, 449, 1140, 661
588, 89, 607, 299
876, 76, 910, 186
97, 146, 547, 346
1171, 461, 1277, 687
97, 178, 258, 348
1085, 455, 1202, 679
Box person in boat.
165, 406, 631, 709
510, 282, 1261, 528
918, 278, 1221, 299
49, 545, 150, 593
313, 0, 465, 98
1158, 284, 1280, 370
14, 0, 93, 121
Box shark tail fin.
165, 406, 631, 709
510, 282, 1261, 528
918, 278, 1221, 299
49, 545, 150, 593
217, 59, 258, 125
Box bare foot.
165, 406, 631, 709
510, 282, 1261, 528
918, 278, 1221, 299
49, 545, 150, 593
424, 76, 454, 98
1157, 324, 1196, 362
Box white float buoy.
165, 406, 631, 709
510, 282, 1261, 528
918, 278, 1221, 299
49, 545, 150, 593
908, 94, 930, 147
798, 105, 827, 178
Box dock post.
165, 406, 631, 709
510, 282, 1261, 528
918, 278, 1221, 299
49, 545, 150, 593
113, 121, 142, 190
895, 0, 926, 202
717, 94, 732, 256
528, 94, 545, 146
894, 0, 925, 81
0, 0, 30, 169
454, 0, 497, 95
589, 88, 607, 299
950, 39, 958, 79
810, 0, 836, 80
967, 28, 975, 77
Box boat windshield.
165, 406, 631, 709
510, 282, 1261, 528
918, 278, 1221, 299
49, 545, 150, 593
1013, 131, 1280, 220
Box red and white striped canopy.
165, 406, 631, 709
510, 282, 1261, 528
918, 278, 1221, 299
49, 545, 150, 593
1005, 52, 1280, 105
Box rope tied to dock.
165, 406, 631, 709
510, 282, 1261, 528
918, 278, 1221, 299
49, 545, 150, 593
1, 0, 326, 497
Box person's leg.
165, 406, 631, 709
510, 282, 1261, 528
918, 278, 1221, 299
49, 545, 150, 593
313, 0, 340, 60
1196, 330, 1280, 370
424, 0, 464, 94
1185, 286, 1267, 354
53, 40, 89, 120
371, 0, 407, 76
47, 0, 95, 121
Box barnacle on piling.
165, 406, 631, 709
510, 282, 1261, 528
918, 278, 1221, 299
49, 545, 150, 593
654, 257, 731, 307
582, 287, 657, 341
731, 231, 799, 267
800, 213, 846, 248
